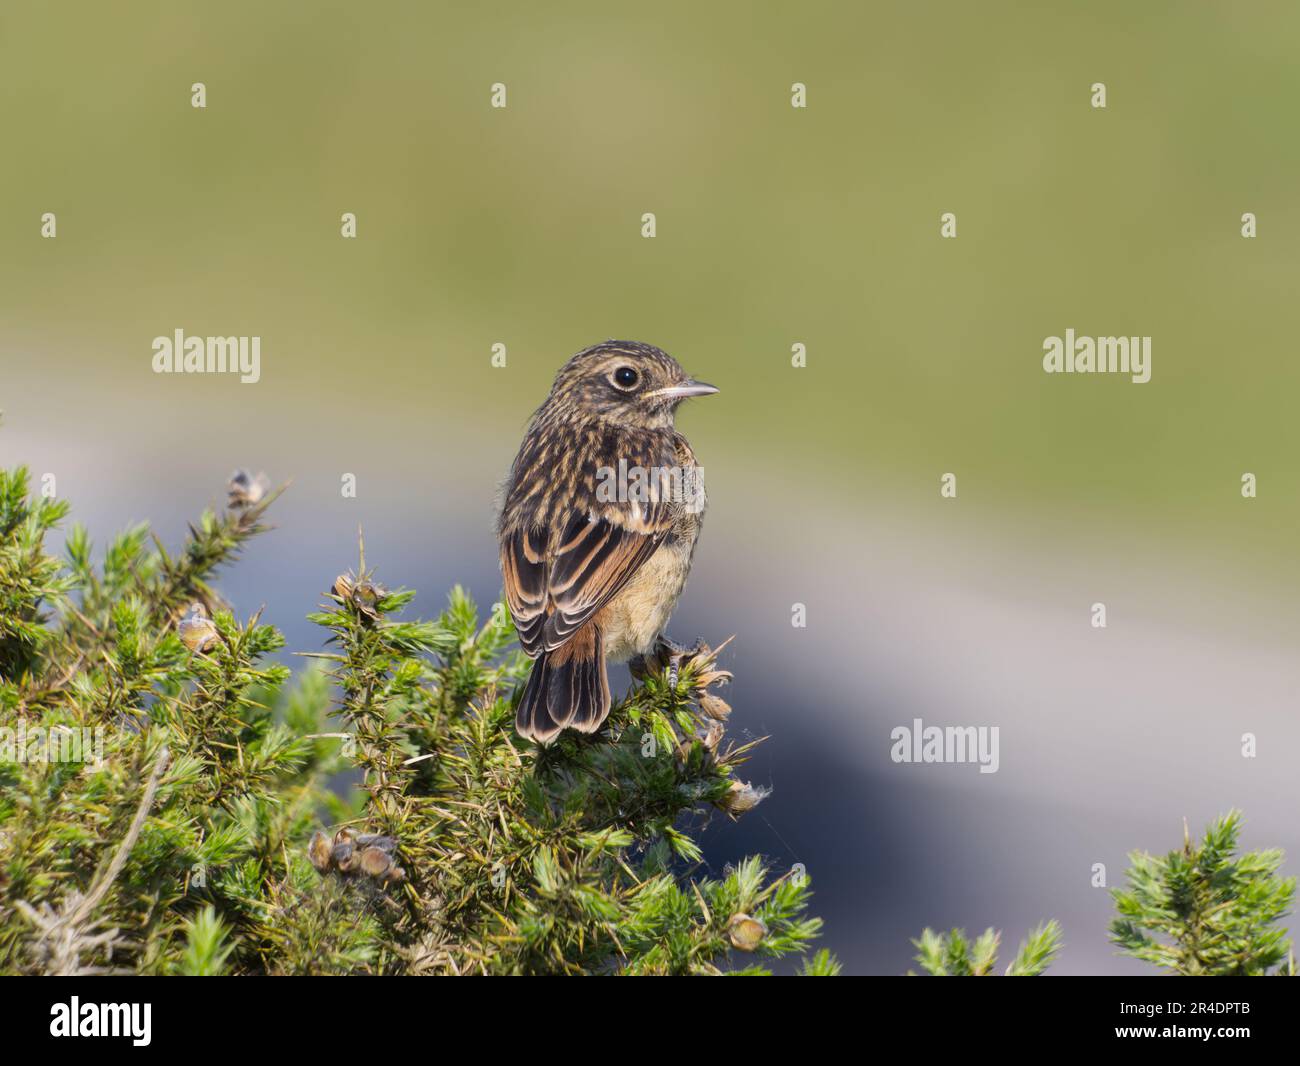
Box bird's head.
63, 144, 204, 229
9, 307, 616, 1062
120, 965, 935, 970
546, 340, 718, 430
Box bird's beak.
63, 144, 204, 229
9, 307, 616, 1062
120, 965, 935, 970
650, 379, 720, 400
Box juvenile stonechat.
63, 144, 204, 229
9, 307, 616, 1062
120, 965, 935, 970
498, 340, 718, 744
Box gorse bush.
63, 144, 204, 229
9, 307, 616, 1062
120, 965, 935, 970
909, 813, 1295, 977
0, 460, 827, 975
1109, 810, 1296, 976
2, 452, 1292, 976
911, 921, 1063, 977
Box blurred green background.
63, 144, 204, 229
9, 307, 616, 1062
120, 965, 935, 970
4, 1, 1299, 974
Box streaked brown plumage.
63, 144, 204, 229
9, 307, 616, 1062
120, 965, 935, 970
498, 340, 718, 744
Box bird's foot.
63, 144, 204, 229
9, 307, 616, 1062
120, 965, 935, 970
628, 653, 653, 682
655, 635, 706, 690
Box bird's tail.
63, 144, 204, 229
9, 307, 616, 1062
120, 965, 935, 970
515, 624, 610, 744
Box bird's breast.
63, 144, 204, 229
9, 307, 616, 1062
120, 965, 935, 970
598, 523, 700, 662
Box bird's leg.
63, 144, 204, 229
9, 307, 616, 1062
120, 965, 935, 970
628, 653, 653, 682
654, 635, 705, 690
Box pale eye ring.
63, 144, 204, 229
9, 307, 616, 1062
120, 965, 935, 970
612, 366, 639, 389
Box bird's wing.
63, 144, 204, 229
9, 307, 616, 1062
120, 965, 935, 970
541, 509, 668, 651
501, 500, 671, 658
500, 524, 550, 657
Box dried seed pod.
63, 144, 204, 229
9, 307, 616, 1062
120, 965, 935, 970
700, 720, 725, 752
227, 469, 270, 509
355, 834, 396, 852
677, 635, 734, 691
177, 604, 218, 653
308, 830, 333, 873
331, 574, 354, 600
358, 846, 393, 878
726, 913, 767, 952
716, 780, 769, 816
331, 842, 357, 873
333, 827, 356, 847
350, 580, 383, 619
698, 693, 732, 722
692, 666, 732, 690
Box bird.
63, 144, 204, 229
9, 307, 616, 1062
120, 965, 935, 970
497, 340, 719, 744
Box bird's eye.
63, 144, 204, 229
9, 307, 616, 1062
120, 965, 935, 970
612, 366, 639, 389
